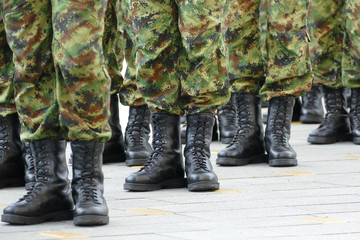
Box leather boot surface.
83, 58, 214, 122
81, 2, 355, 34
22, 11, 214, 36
181, 115, 218, 144
0, 114, 25, 189
71, 141, 109, 226
185, 111, 219, 191
103, 94, 126, 163
349, 88, 360, 144
1, 139, 74, 225
217, 93, 238, 144
217, 93, 266, 166
308, 87, 352, 144
124, 112, 186, 191
21, 142, 35, 190
125, 105, 152, 166
265, 96, 297, 167
300, 84, 324, 123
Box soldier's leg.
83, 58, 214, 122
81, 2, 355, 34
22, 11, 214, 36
259, 0, 312, 166
119, 0, 152, 166
307, 0, 351, 144
102, 0, 126, 163
343, 0, 360, 144
1, 0, 73, 225
123, 0, 186, 191
217, 0, 266, 166
52, 0, 111, 226
0, 14, 25, 189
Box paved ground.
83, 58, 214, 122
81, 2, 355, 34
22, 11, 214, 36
1, 106, 360, 240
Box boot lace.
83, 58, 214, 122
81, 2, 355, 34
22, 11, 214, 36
127, 107, 149, 146
76, 148, 100, 204
228, 95, 253, 146
139, 116, 164, 172
351, 91, 360, 127
270, 98, 289, 147
0, 117, 9, 156
190, 118, 209, 171
303, 86, 320, 108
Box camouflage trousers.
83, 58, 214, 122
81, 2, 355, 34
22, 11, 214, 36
308, 0, 360, 88
103, 0, 145, 106
223, 0, 313, 101
129, 0, 230, 115
0, 0, 112, 142
0, 14, 15, 117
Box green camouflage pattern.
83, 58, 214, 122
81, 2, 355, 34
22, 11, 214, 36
104, 0, 145, 106
118, 0, 146, 106
343, 0, 360, 88
1, 0, 111, 142
308, 0, 360, 89
103, 0, 125, 95
0, 13, 16, 117
130, 0, 229, 115
223, 0, 312, 101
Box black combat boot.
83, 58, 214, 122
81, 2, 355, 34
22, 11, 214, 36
307, 87, 352, 144
185, 110, 219, 191
125, 105, 152, 166
0, 113, 24, 189
2, 139, 74, 224
124, 112, 186, 191
265, 96, 297, 167
103, 94, 126, 163
21, 142, 35, 190
349, 88, 360, 144
217, 93, 239, 144
217, 93, 266, 166
263, 98, 301, 124
71, 141, 109, 226
300, 84, 324, 123
181, 115, 218, 144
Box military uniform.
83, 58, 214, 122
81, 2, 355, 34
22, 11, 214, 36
1, 0, 110, 226
307, 0, 360, 145
124, 0, 228, 192
217, 0, 312, 167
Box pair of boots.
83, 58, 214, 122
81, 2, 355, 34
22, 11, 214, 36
103, 94, 152, 166
2, 140, 109, 226
124, 111, 219, 192
308, 87, 360, 144
217, 93, 297, 167
0, 114, 35, 190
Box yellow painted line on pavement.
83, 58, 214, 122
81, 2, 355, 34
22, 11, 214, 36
130, 166, 142, 169
291, 122, 301, 125
342, 155, 360, 160
211, 151, 219, 154
214, 189, 245, 194
127, 208, 173, 215
299, 216, 347, 224
275, 171, 316, 176
39, 232, 88, 239
0, 204, 6, 207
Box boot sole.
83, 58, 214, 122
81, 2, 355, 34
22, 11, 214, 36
74, 215, 109, 226
1, 210, 74, 225
307, 133, 352, 144
187, 181, 220, 192
0, 177, 25, 189
216, 154, 267, 166
124, 178, 187, 191
125, 158, 147, 167
299, 115, 323, 124
269, 158, 297, 167
353, 137, 360, 145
